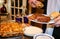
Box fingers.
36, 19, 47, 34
55, 20, 60, 25
49, 16, 60, 27
54, 16, 60, 22
54, 24, 60, 27
54, 19, 60, 27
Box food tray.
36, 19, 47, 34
27, 14, 55, 24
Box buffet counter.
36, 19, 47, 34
0, 13, 56, 39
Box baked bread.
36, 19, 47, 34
50, 12, 60, 19
0, 22, 23, 37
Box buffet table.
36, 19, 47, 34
0, 13, 55, 39
0, 21, 54, 39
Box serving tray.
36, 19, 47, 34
27, 14, 54, 24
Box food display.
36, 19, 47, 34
28, 13, 51, 22
37, 15, 50, 22
0, 0, 56, 39
0, 21, 23, 37
28, 13, 43, 20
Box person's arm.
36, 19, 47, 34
53, 0, 60, 27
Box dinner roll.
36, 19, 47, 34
50, 12, 60, 19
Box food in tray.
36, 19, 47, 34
0, 21, 23, 37
22, 23, 30, 28
28, 13, 51, 22
28, 13, 43, 20
50, 12, 60, 19
37, 15, 51, 22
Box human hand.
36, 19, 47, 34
54, 16, 60, 27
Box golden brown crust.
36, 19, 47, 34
50, 12, 60, 19
0, 22, 23, 37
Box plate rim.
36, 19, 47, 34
33, 33, 55, 39
27, 14, 55, 24
24, 26, 43, 36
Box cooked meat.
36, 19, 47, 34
37, 16, 51, 22
28, 13, 51, 22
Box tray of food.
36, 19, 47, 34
0, 21, 23, 37
27, 13, 54, 24
0, 20, 31, 38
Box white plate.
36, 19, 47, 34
33, 33, 55, 39
24, 26, 43, 36
27, 14, 55, 24
31, 19, 54, 24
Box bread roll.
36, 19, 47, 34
50, 12, 60, 19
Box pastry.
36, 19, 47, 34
50, 12, 60, 19
0, 22, 23, 37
